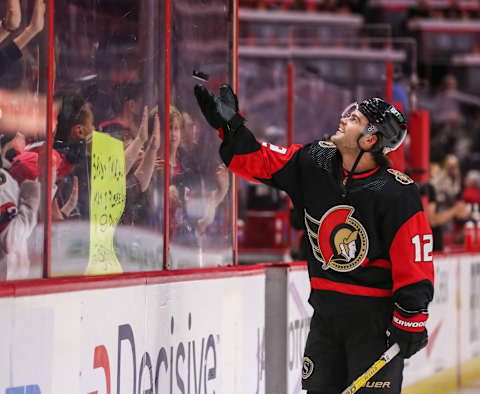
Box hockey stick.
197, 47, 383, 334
341, 343, 400, 394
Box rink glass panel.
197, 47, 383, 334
293, 49, 411, 145
49, 0, 166, 276
237, 57, 289, 234
168, 0, 234, 269
292, 62, 352, 145
0, 1, 48, 280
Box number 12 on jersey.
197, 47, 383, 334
411, 234, 433, 262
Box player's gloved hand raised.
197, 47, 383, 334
194, 84, 245, 133
387, 305, 428, 359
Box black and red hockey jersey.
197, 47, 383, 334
220, 125, 434, 313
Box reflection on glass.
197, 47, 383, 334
51, 0, 164, 276
236, 58, 290, 247
169, 0, 233, 269
294, 62, 352, 144
239, 59, 288, 146
0, 0, 47, 280
1, 0, 234, 277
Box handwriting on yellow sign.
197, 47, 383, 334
86, 131, 126, 275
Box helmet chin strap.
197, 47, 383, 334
340, 134, 371, 198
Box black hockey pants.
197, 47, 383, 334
302, 304, 404, 393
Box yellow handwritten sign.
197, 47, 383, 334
86, 131, 126, 275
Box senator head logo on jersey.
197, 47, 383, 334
387, 168, 413, 185
304, 205, 369, 272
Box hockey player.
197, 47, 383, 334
194, 84, 434, 393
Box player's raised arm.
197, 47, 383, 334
194, 84, 303, 190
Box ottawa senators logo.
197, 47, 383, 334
304, 205, 369, 272
302, 357, 314, 379
318, 140, 336, 148
387, 169, 413, 185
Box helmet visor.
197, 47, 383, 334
340, 102, 359, 119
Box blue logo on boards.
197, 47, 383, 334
6, 386, 41, 394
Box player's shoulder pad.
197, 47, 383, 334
309, 140, 339, 171
386, 168, 414, 186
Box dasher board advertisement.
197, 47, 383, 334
402, 254, 480, 388
402, 254, 457, 386
265, 263, 313, 394
287, 266, 313, 394
0, 271, 265, 394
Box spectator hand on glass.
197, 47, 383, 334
4, 0, 21, 32
169, 185, 180, 204
0, 0, 45, 79
215, 164, 229, 196
196, 164, 230, 234
28, 0, 46, 35
60, 176, 78, 217
138, 106, 149, 144
124, 106, 149, 174
155, 158, 165, 173
134, 112, 161, 192
151, 113, 161, 151
13, 0, 46, 50
52, 176, 78, 220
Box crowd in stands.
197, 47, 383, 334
240, 0, 480, 17
408, 0, 480, 20
240, 0, 366, 12
420, 72, 480, 251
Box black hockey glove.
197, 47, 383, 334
194, 84, 245, 137
387, 304, 428, 359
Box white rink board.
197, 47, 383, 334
0, 272, 266, 394
0, 253, 479, 393
459, 255, 480, 362
402, 254, 458, 386
286, 267, 313, 394
265, 255, 480, 391
264, 263, 313, 394
403, 254, 480, 387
